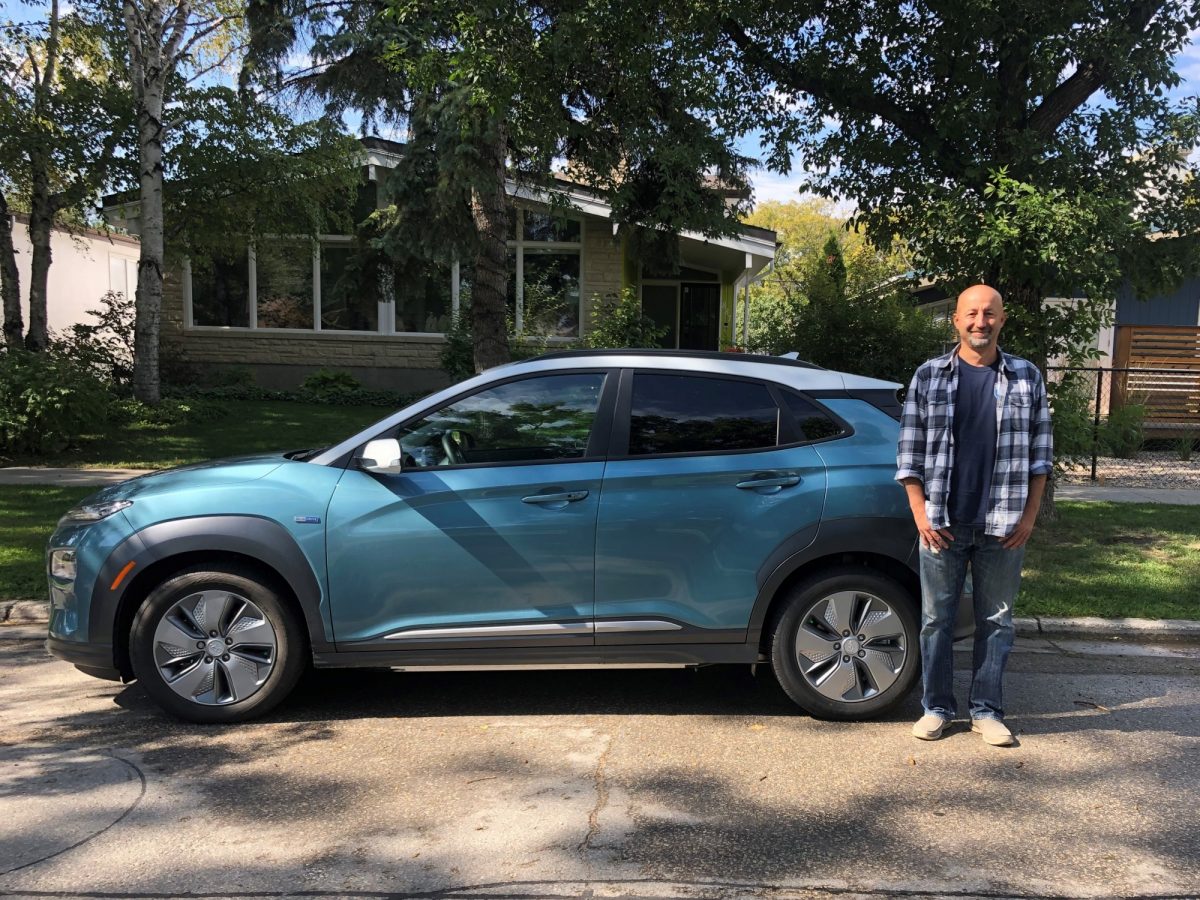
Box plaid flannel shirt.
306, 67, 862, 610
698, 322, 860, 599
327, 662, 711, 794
895, 347, 1053, 537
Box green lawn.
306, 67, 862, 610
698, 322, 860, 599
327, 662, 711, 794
1021, 502, 1200, 620
13, 401, 387, 470
1, 486, 97, 601
3, 488, 1197, 619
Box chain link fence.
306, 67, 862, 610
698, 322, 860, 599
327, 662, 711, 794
1049, 366, 1200, 487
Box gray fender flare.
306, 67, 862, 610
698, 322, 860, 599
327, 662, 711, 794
745, 516, 919, 647
93, 515, 331, 655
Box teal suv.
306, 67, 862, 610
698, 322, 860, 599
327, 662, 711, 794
46, 350, 964, 723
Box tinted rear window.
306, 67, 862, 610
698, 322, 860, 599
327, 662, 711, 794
628, 374, 779, 456
781, 391, 846, 442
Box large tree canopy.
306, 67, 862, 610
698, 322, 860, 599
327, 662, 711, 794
244, 0, 754, 371
0, 0, 131, 349
742, 200, 950, 382
706, 0, 1200, 369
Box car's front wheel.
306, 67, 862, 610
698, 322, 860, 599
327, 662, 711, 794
129, 565, 306, 723
768, 566, 919, 720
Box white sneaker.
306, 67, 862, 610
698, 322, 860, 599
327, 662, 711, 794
912, 713, 949, 740
972, 717, 1015, 746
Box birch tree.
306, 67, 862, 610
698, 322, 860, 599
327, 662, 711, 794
0, 0, 130, 349
121, 0, 223, 402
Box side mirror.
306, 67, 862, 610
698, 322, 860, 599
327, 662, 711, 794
358, 438, 403, 474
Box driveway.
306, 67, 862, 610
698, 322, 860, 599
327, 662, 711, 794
1, 635, 1198, 900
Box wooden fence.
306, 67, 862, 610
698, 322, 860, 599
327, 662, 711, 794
1111, 326, 1200, 433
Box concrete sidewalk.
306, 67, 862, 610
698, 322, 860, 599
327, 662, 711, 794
1056, 483, 1200, 504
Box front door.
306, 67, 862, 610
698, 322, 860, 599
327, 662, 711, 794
680, 283, 720, 350
641, 282, 721, 350
325, 372, 611, 649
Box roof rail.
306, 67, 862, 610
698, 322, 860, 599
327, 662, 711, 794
530, 348, 827, 370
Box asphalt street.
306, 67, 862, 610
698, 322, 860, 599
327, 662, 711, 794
1, 635, 1198, 900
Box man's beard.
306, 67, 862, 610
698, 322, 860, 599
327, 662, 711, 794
967, 332, 992, 348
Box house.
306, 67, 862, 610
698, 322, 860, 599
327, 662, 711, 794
102, 137, 778, 392
6, 213, 141, 336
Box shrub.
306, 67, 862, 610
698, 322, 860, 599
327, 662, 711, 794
300, 368, 363, 402
111, 397, 230, 428
0, 348, 111, 454
1100, 401, 1146, 459
52, 290, 135, 388
1049, 374, 1098, 473
584, 289, 667, 349
1177, 431, 1197, 462
439, 309, 476, 383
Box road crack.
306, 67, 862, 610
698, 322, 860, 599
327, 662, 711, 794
577, 731, 614, 855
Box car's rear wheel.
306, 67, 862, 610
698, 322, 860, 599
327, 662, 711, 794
768, 566, 919, 720
129, 566, 306, 723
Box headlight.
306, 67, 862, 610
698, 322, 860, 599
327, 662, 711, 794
49, 549, 77, 582
57, 500, 133, 526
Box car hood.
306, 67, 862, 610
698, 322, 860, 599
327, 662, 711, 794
81, 454, 288, 505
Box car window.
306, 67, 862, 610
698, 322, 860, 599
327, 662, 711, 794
781, 391, 846, 442
396, 373, 606, 468
628, 373, 779, 456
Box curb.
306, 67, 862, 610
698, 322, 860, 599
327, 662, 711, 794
1014, 615, 1200, 642
4, 600, 1199, 641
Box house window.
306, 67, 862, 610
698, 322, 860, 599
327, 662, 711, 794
186, 240, 397, 334
320, 242, 380, 332
255, 240, 314, 329
504, 208, 583, 338
191, 247, 250, 327
397, 258, 452, 333
184, 211, 581, 337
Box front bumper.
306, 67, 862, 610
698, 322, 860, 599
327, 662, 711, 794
45, 636, 122, 681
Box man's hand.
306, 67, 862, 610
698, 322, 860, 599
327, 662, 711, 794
1001, 515, 1035, 549
917, 516, 954, 551
1002, 475, 1047, 549
901, 477, 953, 551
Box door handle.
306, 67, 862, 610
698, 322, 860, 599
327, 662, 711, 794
735, 474, 801, 491
521, 490, 590, 505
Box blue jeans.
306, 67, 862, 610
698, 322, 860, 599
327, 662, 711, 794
918, 524, 1025, 721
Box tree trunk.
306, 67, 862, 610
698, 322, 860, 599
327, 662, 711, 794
469, 122, 511, 373
0, 194, 23, 349
131, 80, 166, 404
24, 160, 54, 351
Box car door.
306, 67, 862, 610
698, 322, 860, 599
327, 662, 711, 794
594, 369, 829, 644
325, 370, 614, 649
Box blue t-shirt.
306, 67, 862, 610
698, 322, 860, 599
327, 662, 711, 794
948, 358, 999, 527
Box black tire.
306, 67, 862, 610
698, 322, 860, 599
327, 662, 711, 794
129, 565, 307, 724
768, 566, 919, 721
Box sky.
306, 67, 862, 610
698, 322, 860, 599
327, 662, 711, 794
3, 0, 1199, 211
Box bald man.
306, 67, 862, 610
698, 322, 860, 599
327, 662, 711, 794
896, 285, 1052, 746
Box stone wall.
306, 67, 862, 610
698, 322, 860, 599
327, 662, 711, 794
581, 216, 624, 326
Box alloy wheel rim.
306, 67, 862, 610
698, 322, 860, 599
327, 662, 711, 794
152, 590, 278, 706
794, 590, 907, 703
